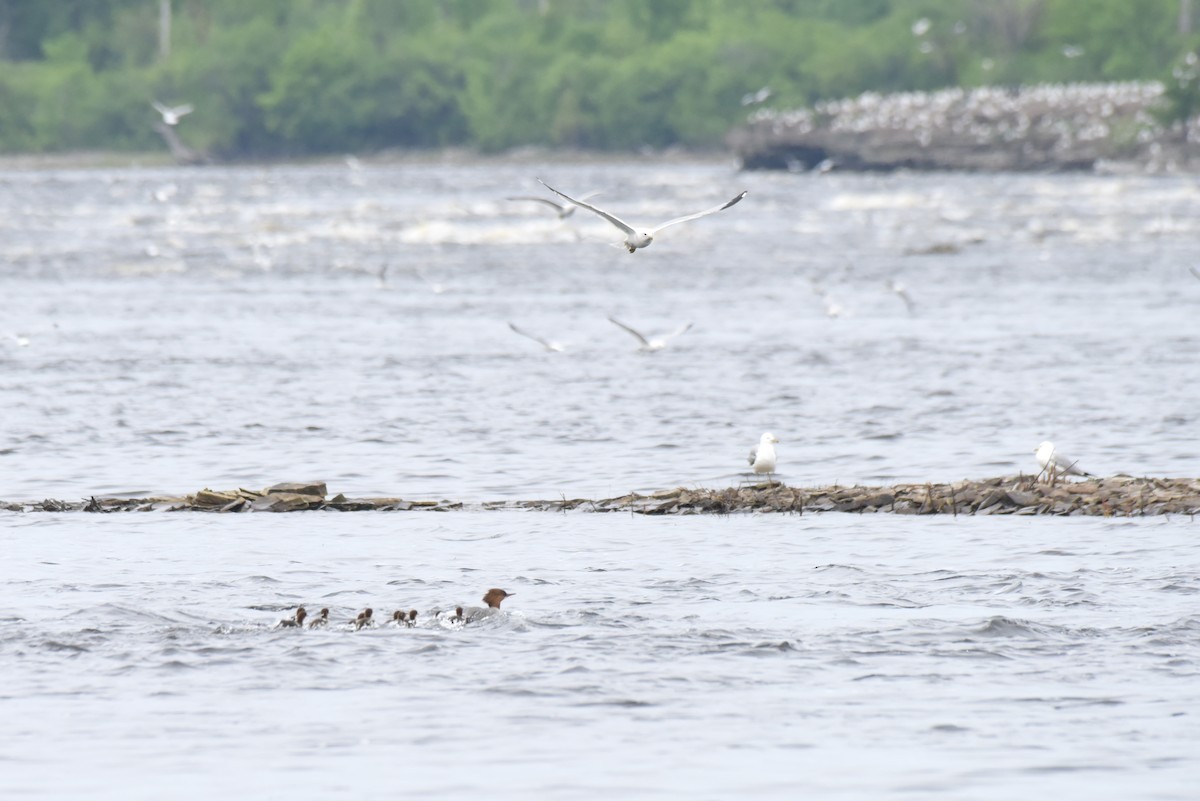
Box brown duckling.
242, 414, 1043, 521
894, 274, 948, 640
278, 606, 307, 628
353, 608, 374, 630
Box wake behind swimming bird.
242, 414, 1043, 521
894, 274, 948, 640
537, 179, 747, 253
607, 317, 692, 351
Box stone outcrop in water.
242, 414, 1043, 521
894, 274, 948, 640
2, 476, 1198, 517
729, 82, 1200, 172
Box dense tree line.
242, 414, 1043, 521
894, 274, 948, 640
0, 0, 1197, 156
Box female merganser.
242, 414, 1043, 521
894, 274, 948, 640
451, 589, 514, 624
482, 589, 511, 608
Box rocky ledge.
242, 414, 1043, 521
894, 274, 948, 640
729, 82, 1199, 172
3, 476, 1199, 517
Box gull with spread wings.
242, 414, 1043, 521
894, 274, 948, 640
151, 100, 194, 126
537, 179, 747, 253
507, 191, 600, 219
607, 317, 692, 352
508, 322, 565, 353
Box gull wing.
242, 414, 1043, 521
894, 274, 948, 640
663, 322, 693, 340
606, 317, 650, 348
649, 191, 747, 235
748, 446, 759, 466
507, 196, 567, 213
539, 180, 634, 235
508, 322, 552, 349
173, 104, 194, 117
151, 100, 169, 114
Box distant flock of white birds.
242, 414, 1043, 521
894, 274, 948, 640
748, 82, 1164, 150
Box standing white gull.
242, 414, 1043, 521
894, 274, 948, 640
1034, 441, 1092, 481
508, 322, 565, 353
151, 100, 194, 126
748, 433, 780, 481
607, 317, 692, 352
537, 179, 747, 253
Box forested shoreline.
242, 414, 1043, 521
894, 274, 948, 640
0, 0, 1197, 158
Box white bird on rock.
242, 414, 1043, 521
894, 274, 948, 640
748, 432, 780, 481
1034, 440, 1092, 481
537, 179, 747, 253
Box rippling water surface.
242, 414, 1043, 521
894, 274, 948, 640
1, 158, 1199, 798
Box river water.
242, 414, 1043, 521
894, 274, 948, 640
1, 158, 1198, 798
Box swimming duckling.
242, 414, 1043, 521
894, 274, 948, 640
277, 607, 307, 628
308, 608, 329, 629
407, 609, 418, 627
353, 608, 374, 630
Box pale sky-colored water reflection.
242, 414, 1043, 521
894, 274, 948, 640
1, 159, 1199, 799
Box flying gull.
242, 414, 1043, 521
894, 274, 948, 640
748, 432, 780, 481
886, 279, 916, 314
151, 100, 194, 126
1034, 440, 1092, 482
607, 317, 692, 352
537, 179, 747, 253
507, 191, 600, 220
508, 322, 564, 353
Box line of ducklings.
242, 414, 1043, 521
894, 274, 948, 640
276, 588, 512, 630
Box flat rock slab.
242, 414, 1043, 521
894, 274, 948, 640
3, 476, 1199, 517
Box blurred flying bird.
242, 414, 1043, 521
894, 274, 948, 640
151, 100, 194, 126
508, 322, 565, 353
607, 317, 692, 352
537, 179, 747, 253
741, 86, 772, 106
886, 279, 916, 314
507, 191, 601, 219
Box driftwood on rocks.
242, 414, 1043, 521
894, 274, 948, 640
2, 476, 1199, 517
